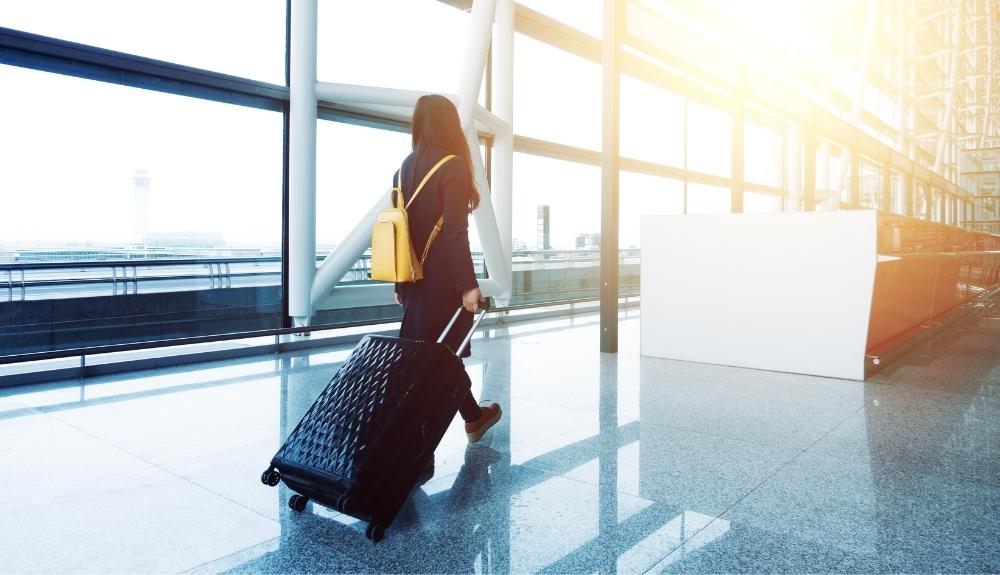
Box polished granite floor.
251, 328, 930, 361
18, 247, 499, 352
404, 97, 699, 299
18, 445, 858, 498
1, 307, 998, 574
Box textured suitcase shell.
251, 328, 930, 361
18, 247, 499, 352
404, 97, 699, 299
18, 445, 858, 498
269, 334, 470, 529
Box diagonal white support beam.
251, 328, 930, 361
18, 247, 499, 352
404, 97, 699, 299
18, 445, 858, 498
309, 0, 512, 312
310, 193, 390, 308
475, 104, 509, 136
455, 0, 512, 304
456, 0, 496, 125
492, 0, 515, 304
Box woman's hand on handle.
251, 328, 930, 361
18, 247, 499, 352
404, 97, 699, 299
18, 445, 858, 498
461, 287, 482, 313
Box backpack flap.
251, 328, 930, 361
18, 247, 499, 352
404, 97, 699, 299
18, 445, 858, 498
370, 214, 399, 282
369, 156, 454, 283
371, 204, 424, 283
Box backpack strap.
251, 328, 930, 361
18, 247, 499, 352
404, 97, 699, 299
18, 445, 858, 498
391, 162, 407, 208
402, 155, 455, 265
420, 214, 446, 265
405, 155, 455, 209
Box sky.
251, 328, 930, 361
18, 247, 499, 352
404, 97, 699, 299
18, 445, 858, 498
1, 0, 779, 253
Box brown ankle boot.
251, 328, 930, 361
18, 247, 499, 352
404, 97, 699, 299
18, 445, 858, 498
464, 402, 502, 443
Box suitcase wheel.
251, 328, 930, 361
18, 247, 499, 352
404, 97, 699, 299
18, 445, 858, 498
261, 469, 281, 487
336, 495, 355, 515
288, 494, 309, 512
365, 522, 386, 543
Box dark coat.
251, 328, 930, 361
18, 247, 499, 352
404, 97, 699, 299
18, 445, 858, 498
393, 146, 479, 358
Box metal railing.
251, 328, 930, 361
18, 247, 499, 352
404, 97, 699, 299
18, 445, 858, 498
1, 256, 294, 302
0, 249, 640, 302
0, 248, 640, 373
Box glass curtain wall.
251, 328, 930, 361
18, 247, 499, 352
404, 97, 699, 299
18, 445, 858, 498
514, 33, 602, 150
686, 100, 732, 178
618, 172, 684, 295
890, 171, 905, 215
814, 140, 851, 209
0, 38, 283, 356
620, 75, 685, 168
743, 115, 784, 213
0, 1, 286, 83
687, 182, 732, 214
744, 119, 783, 189
915, 183, 930, 220
317, 0, 468, 95
859, 159, 883, 209
510, 153, 601, 304
932, 189, 945, 223
744, 191, 784, 213
1, 0, 984, 360
510, 29, 604, 305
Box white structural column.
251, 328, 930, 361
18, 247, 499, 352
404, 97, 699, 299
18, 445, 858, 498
492, 0, 515, 304
457, 0, 511, 305
289, 0, 318, 326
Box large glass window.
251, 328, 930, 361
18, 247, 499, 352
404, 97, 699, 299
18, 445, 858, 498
318, 0, 469, 94
512, 153, 600, 251
620, 75, 684, 167
686, 99, 731, 177
859, 160, 882, 209
1, 65, 282, 250
0, 1, 286, 84
316, 122, 412, 252
618, 172, 683, 299
686, 182, 732, 214
744, 190, 783, 213
514, 34, 602, 150
0, 65, 284, 356
619, 172, 684, 248
511, 153, 601, 306
815, 140, 850, 208
932, 189, 945, 222
914, 182, 929, 219
890, 171, 905, 215
744, 120, 782, 188
516, 0, 603, 37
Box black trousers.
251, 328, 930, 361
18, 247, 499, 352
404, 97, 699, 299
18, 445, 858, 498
459, 392, 481, 422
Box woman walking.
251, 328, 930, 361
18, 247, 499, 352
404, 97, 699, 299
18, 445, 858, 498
393, 94, 502, 444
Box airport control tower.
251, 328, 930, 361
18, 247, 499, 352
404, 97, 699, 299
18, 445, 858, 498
132, 169, 151, 245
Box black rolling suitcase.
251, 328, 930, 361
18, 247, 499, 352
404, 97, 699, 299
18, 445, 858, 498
260, 305, 489, 543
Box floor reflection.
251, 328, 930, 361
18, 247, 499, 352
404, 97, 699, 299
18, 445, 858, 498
229, 347, 734, 574
1, 312, 996, 574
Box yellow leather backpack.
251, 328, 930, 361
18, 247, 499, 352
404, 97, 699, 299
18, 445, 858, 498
370, 155, 455, 283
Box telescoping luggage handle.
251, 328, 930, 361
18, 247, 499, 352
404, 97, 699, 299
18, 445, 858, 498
437, 301, 490, 357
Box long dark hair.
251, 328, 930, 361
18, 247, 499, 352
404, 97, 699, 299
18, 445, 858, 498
411, 94, 480, 212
